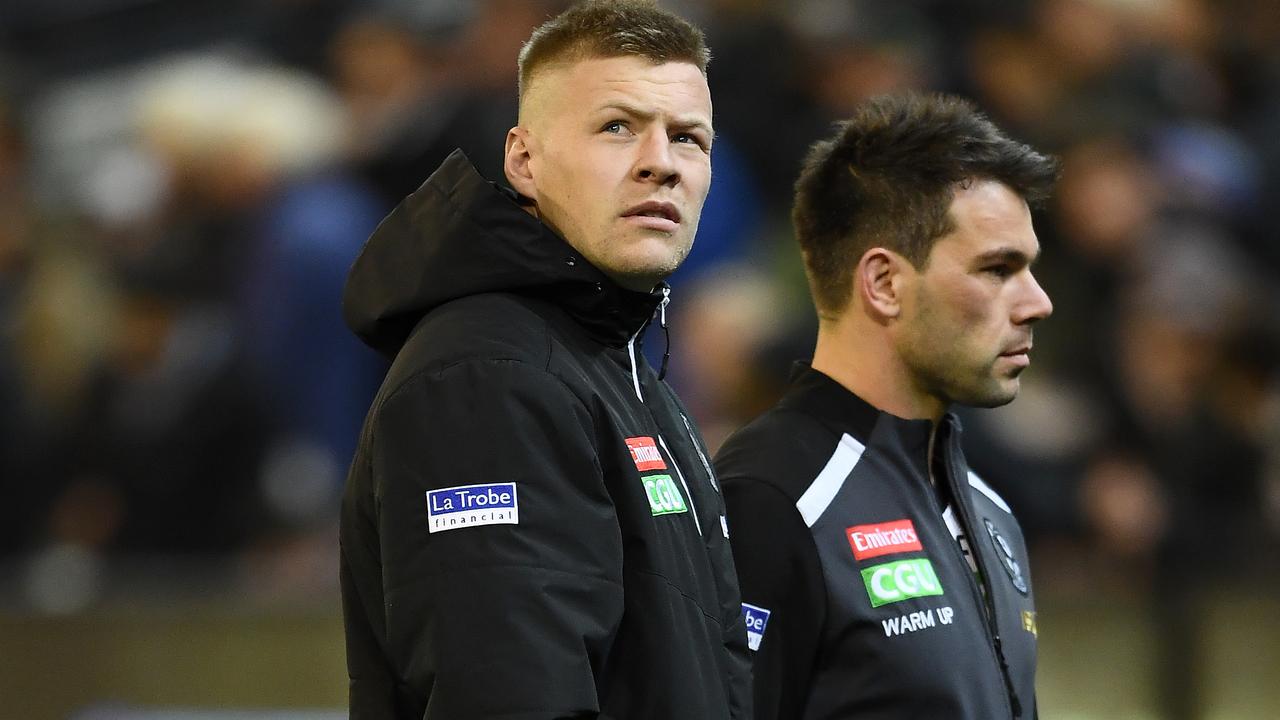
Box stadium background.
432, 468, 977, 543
0, 0, 1277, 717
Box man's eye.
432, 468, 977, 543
673, 133, 707, 149
985, 265, 1013, 279
602, 121, 625, 134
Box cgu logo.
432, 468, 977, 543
642, 474, 687, 516
860, 558, 945, 608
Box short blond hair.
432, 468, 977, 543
517, 0, 709, 101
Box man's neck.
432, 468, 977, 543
810, 317, 945, 422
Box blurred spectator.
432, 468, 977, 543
697, 0, 812, 208
50, 275, 270, 555
331, 0, 555, 208
665, 264, 791, 451
0, 53, 393, 610
247, 0, 364, 74
133, 58, 386, 534
0, 96, 59, 554
329, 5, 477, 207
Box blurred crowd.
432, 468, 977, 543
0, 0, 1278, 710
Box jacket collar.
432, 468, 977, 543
344, 150, 662, 356
779, 363, 959, 479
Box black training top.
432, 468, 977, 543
717, 365, 1038, 720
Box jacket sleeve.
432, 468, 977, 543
720, 474, 826, 720
372, 358, 623, 719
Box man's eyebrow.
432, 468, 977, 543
974, 246, 1039, 265
597, 102, 715, 139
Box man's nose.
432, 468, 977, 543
633, 131, 679, 187
1014, 272, 1053, 324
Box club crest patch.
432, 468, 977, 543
984, 518, 1028, 595
426, 483, 518, 533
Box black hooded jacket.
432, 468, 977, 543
340, 151, 751, 720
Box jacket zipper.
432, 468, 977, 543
657, 286, 672, 380
679, 412, 719, 492
626, 333, 644, 402
658, 434, 702, 537
938, 424, 1023, 718
628, 326, 703, 536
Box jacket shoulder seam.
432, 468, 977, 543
724, 476, 831, 637
377, 352, 573, 414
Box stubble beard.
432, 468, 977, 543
614, 229, 693, 288
905, 339, 1023, 411
947, 357, 1023, 409
901, 296, 1022, 411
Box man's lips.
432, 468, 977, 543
999, 344, 1032, 367
622, 201, 681, 232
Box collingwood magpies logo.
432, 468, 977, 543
984, 518, 1028, 595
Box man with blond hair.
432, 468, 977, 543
339, 2, 750, 718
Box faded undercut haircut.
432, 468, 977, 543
517, 0, 710, 103
793, 92, 1058, 315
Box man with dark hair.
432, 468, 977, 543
716, 92, 1056, 719
339, 2, 749, 719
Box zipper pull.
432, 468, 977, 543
992, 634, 1023, 717
658, 286, 672, 381
626, 334, 644, 401
680, 411, 719, 492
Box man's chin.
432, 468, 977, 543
961, 379, 1021, 409
605, 266, 673, 293
602, 254, 687, 292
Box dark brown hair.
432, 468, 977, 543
517, 0, 709, 99
793, 92, 1058, 315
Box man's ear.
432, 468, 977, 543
857, 247, 910, 321
504, 126, 538, 200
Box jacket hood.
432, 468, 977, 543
343, 150, 663, 357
